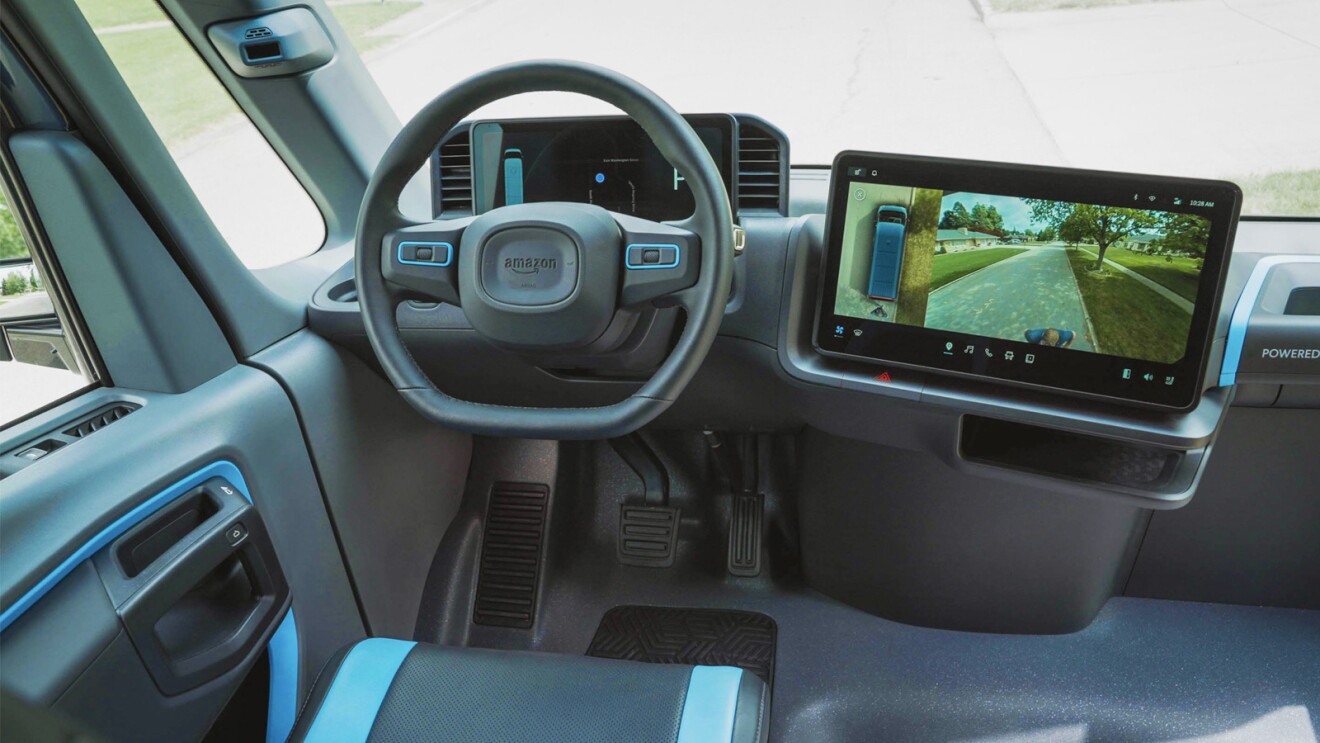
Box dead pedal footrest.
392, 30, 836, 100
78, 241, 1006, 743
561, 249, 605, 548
618, 505, 680, 568
473, 482, 548, 628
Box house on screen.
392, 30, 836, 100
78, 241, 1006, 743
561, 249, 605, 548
936, 227, 1000, 253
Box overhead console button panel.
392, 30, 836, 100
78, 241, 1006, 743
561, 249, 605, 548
207, 8, 334, 79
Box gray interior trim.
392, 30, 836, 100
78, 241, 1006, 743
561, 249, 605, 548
11, 132, 234, 393
0, 562, 118, 705
0, 367, 363, 699
159, 0, 409, 247
5, 0, 305, 356
249, 331, 473, 639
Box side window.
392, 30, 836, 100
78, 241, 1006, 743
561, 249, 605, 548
74, 0, 325, 269
0, 189, 97, 426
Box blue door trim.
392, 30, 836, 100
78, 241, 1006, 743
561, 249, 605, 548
267, 610, 300, 743
0, 460, 252, 632
0, 461, 299, 743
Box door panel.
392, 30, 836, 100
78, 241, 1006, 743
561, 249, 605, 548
0, 367, 364, 741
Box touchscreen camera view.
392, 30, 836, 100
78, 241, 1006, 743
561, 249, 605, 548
816, 152, 1239, 410
833, 186, 1209, 365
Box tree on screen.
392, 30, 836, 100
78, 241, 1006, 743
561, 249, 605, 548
1153, 213, 1210, 258
1027, 200, 1157, 270
970, 203, 1005, 235
939, 202, 971, 229
940, 201, 1006, 236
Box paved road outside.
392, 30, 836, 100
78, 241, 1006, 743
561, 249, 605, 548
1077, 247, 1196, 313
924, 246, 1095, 350
162, 0, 1320, 266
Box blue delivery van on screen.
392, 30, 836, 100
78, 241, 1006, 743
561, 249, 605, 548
867, 205, 907, 300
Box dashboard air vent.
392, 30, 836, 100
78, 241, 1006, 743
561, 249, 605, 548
434, 127, 473, 216
64, 403, 139, 439
736, 117, 788, 215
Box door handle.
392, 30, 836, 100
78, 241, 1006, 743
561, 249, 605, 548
107, 481, 290, 696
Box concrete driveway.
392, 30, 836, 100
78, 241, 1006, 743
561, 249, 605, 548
923, 246, 1095, 350
170, 0, 1320, 266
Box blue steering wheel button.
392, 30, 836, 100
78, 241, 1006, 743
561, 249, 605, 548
626, 243, 680, 270
398, 241, 453, 266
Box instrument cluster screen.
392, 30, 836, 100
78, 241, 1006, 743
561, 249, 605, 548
470, 115, 734, 222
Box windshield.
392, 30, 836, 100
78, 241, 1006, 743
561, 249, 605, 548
333, 0, 1318, 217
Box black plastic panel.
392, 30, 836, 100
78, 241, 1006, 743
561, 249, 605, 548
798, 428, 1145, 634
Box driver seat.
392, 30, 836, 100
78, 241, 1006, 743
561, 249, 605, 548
289, 639, 769, 743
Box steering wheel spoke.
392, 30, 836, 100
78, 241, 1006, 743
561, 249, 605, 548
381, 218, 471, 305
613, 213, 701, 308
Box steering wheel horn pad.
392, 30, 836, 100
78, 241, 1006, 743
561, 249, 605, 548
457, 202, 620, 350
355, 60, 734, 439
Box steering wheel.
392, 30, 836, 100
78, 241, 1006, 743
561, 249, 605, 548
355, 61, 735, 439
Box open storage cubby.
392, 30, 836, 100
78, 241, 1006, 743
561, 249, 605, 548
960, 415, 1187, 494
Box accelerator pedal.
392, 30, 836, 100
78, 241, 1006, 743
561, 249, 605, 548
727, 492, 764, 577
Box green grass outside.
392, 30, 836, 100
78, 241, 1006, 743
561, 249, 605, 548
1097, 246, 1200, 303
1, 194, 29, 261
101, 26, 241, 145
85, 0, 420, 148
1065, 248, 1191, 364
80, 0, 166, 29
333, 2, 421, 55
1237, 170, 1320, 217
930, 248, 1026, 291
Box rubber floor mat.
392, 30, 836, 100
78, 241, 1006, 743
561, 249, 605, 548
586, 606, 777, 685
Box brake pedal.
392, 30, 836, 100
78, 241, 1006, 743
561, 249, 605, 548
618, 505, 680, 568
727, 492, 763, 577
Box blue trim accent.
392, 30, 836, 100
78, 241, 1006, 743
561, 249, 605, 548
266, 610, 299, 743
302, 639, 417, 743
626, 243, 681, 270
676, 666, 745, 743
504, 153, 524, 205
397, 241, 453, 267
1219, 255, 1320, 387
0, 460, 251, 633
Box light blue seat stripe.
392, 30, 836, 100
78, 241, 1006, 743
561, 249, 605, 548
266, 610, 299, 743
1219, 255, 1320, 387
302, 639, 417, 743
0, 460, 251, 633
676, 666, 745, 743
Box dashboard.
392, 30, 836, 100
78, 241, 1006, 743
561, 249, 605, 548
308, 112, 1319, 507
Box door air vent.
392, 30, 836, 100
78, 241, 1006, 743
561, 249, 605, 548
735, 116, 789, 216
64, 403, 139, 439
432, 127, 473, 216
473, 482, 549, 628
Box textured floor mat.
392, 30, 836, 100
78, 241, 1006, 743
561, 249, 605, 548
586, 606, 777, 685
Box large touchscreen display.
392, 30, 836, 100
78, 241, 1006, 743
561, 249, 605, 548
470, 116, 734, 222
816, 152, 1240, 409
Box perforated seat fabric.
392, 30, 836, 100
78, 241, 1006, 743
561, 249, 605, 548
289, 639, 769, 743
